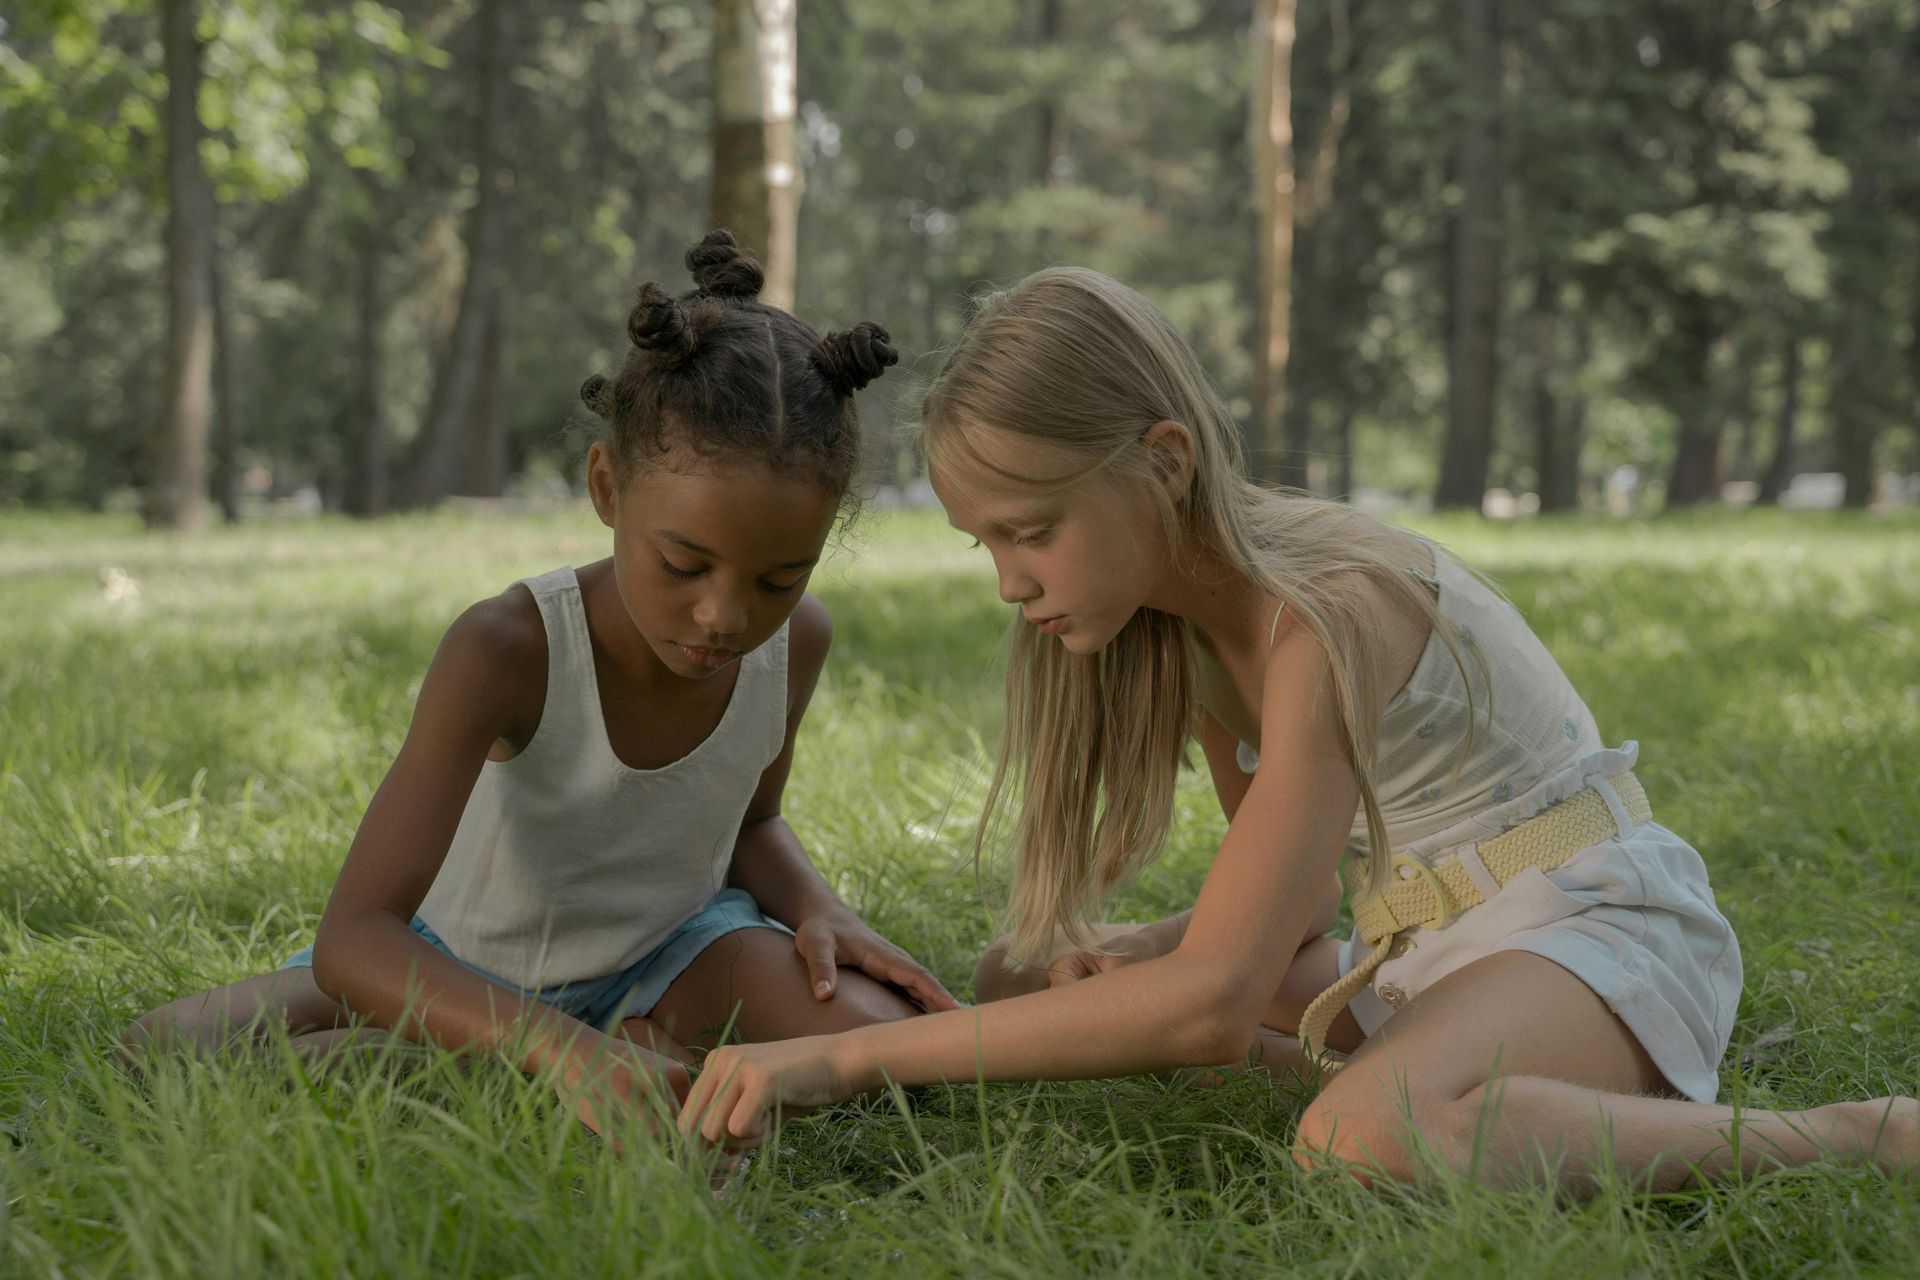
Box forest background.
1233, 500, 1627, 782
3, 0, 1917, 524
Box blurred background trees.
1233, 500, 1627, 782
1, 0, 1915, 523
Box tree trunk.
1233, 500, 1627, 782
1530, 342, 1564, 512
345, 220, 390, 518
1830, 167, 1888, 510
1250, 0, 1305, 490
148, 0, 213, 531
1036, 0, 1064, 187
1564, 392, 1589, 510
1334, 403, 1355, 501
209, 246, 240, 523
463, 308, 507, 496
1910, 232, 1920, 485
1756, 335, 1800, 506
1832, 297, 1879, 509
1434, 0, 1504, 512
711, 0, 799, 310
1295, 0, 1350, 231
1529, 264, 1580, 513
1728, 337, 1762, 483
1664, 297, 1723, 506
402, 0, 514, 506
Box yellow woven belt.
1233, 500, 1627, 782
1296, 771, 1650, 1067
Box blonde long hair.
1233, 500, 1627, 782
921, 267, 1484, 965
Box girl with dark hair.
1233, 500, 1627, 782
124, 232, 954, 1143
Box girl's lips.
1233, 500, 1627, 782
675, 642, 739, 668
1033, 615, 1068, 634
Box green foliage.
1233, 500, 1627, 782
0, 0, 166, 233
0, 1, 1916, 511
1, 508, 1916, 1274
0, 1, 444, 228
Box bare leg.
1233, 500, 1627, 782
1258, 934, 1364, 1053
644, 926, 918, 1054
1294, 950, 1918, 1192
130, 969, 672, 1100
120, 969, 353, 1064
287, 1025, 423, 1064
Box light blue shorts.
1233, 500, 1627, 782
280, 888, 793, 1031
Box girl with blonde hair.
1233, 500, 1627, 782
679, 265, 1914, 1189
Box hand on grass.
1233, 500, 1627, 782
557, 1036, 692, 1155
792, 906, 960, 1012
677, 1036, 850, 1149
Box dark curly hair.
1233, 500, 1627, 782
578, 230, 897, 503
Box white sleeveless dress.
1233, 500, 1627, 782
1238, 554, 1742, 1102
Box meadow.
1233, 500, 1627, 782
1, 505, 1916, 1278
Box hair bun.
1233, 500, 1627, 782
813, 322, 898, 396
685, 229, 765, 298
627, 282, 699, 367
579, 373, 614, 417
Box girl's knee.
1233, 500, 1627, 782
829, 968, 921, 1025
972, 940, 1010, 1000
117, 1009, 166, 1064
972, 938, 1038, 1003
1294, 1096, 1365, 1178
1293, 1088, 1450, 1185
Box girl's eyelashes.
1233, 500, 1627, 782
967, 528, 1053, 550
659, 557, 805, 595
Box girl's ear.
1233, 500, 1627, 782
586, 441, 621, 528
1141, 420, 1196, 503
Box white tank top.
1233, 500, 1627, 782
416, 566, 789, 987
1238, 552, 1609, 855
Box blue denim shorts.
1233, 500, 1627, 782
280, 888, 793, 1031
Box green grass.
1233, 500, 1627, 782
2, 505, 1916, 1277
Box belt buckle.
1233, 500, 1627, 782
1390, 852, 1453, 931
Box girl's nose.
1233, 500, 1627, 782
693, 591, 749, 638
994, 561, 1038, 606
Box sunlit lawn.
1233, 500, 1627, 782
2, 504, 1916, 1277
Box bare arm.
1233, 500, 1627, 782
682, 620, 1360, 1141
309, 592, 633, 1077
1114, 709, 1335, 963
723, 595, 959, 1011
